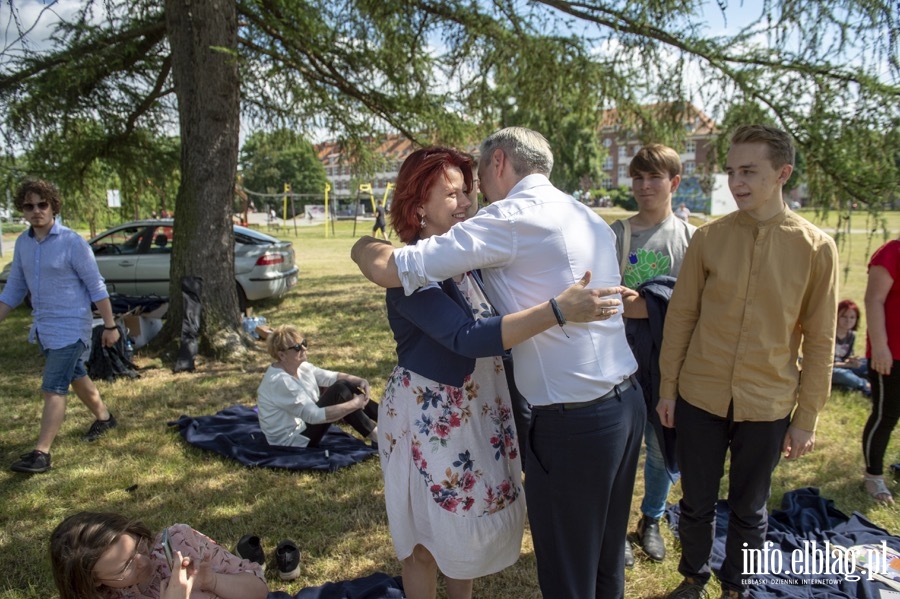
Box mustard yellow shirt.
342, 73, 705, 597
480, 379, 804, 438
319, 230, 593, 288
659, 206, 838, 431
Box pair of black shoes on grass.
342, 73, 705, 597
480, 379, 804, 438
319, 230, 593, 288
236, 534, 300, 581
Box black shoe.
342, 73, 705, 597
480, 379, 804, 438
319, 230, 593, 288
624, 538, 635, 569
276, 539, 301, 581
637, 514, 666, 561
235, 534, 266, 572
84, 413, 118, 441
11, 450, 51, 473
667, 577, 707, 599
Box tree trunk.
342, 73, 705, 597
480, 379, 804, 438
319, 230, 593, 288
163, 0, 247, 359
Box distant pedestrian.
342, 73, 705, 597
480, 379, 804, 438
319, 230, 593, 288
674, 202, 691, 222
0, 179, 121, 474
372, 203, 388, 239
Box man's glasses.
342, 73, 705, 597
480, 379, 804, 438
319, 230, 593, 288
22, 201, 50, 212
98, 536, 148, 582
287, 339, 308, 352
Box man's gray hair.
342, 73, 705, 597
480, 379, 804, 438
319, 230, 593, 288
479, 127, 554, 177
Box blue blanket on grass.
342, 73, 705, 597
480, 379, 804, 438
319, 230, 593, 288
170, 405, 376, 472
667, 487, 900, 597
267, 572, 404, 599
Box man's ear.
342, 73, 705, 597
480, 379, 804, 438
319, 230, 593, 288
670, 174, 682, 193
778, 164, 794, 186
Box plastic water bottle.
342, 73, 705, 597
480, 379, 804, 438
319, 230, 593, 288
124, 338, 134, 362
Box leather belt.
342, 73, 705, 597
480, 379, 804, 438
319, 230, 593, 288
531, 376, 636, 412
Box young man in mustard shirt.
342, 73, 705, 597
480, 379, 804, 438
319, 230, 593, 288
657, 125, 838, 599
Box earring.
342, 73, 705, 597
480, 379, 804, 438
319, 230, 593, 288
420, 215, 426, 228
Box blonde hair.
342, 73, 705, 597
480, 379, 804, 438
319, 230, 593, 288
266, 325, 303, 360
731, 124, 795, 168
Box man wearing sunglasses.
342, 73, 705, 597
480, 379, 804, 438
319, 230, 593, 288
0, 178, 121, 474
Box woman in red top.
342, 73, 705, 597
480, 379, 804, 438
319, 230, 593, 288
862, 239, 900, 503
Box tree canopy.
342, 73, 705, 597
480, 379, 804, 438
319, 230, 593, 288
1, 0, 897, 357
239, 129, 326, 196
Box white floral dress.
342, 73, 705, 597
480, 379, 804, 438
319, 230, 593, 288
379, 274, 525, 579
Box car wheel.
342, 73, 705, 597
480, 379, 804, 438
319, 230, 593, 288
236, 282, 247, 315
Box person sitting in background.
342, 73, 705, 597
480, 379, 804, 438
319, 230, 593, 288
673, 202, 691, 222
50, 511, 267, 599
257, 325, 378, 448
832, 299, 870, 396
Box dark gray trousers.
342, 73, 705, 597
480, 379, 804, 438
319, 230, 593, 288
675, 398, 789, 593
525, 382, 645, 599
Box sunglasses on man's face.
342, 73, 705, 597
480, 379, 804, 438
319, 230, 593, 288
287, 340, 308, 352
22, 201, 50, 212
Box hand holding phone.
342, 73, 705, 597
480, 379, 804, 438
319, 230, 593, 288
162, 528, 174, 569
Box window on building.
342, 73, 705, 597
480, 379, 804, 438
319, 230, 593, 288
617, 165, 628, 181
684, 160, 696, 175
685, 140, 697, 154
603, 157, 614, 170
618, 145, 627, 158
603, 138, 613, 148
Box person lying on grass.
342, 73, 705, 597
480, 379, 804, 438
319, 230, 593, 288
50, 511, 268, 599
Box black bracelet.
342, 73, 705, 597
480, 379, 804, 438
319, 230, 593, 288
103, 325, 118, 331
548, 298, 571, 338
548, 298, 566, 326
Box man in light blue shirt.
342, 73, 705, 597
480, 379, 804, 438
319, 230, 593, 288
0, 179, 121, 474
352, 127, 644, 599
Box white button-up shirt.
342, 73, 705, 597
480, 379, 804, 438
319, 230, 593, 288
394, 174, 637, 405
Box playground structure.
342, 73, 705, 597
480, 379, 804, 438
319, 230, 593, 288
235, 181, 396, 237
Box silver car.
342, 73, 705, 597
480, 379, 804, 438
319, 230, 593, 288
1, 219, 298, 311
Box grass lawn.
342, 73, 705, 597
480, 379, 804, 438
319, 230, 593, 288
0, 212, 898, 598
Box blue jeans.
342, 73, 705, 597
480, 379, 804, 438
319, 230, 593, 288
833, 360, 870, 393
40, 340, 89, 395
640, 422, 679, 520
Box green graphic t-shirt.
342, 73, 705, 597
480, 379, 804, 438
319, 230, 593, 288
611, 215, 696, 287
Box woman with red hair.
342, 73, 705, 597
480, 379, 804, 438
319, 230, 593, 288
832, 299, 870, 395
377, 147, 620, 599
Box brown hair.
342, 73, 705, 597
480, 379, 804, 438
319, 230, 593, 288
390, 147, 475, 244
14, 178, 62, 216
730, 125, 795, 168
629, 144, 682, 179
266, 324, 304, 361
50, 512, 153, 599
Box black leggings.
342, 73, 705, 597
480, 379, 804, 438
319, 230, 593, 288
304, 380, 378, 447
862, 361, 900, 476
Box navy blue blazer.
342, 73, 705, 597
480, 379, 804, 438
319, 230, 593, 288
386, 274, 504, 387
625, 275, 679, 480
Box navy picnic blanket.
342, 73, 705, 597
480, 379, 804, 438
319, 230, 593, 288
666, 487, 900, 597
267, 572, 404, 599
169, 405, 376, 472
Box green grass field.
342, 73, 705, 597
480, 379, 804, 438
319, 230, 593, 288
0, 210, 898, 598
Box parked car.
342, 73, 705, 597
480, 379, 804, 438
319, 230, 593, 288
0, 219, 298, 311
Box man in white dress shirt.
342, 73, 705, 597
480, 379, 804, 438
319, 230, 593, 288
352, 127, 644, 599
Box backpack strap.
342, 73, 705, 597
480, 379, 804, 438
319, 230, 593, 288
618, 218, 632, 282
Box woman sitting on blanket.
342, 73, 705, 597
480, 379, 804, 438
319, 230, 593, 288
257, 325, 379, 448
50, 511, 267, 599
